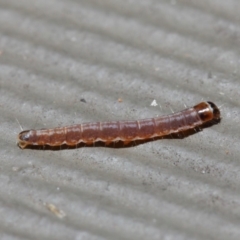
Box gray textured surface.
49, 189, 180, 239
0, 0, 240, 239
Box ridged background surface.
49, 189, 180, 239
0, 0, 240, 239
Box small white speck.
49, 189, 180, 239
12, 166, 20, 172
150, 100, 158, 106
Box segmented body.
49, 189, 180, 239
17, 101, 221, 149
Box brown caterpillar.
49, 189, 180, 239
18, 101, 221, 149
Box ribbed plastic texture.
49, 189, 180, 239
0, 0, 240, 239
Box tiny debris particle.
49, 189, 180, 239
118, 98, 123, 102
45, 203, 66, 219
150, 99, 158, 106
12, 166, 20, 172
80, 98, 87, 103
207, 71, 212, 79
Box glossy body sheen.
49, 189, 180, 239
18, 101, 221, 149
